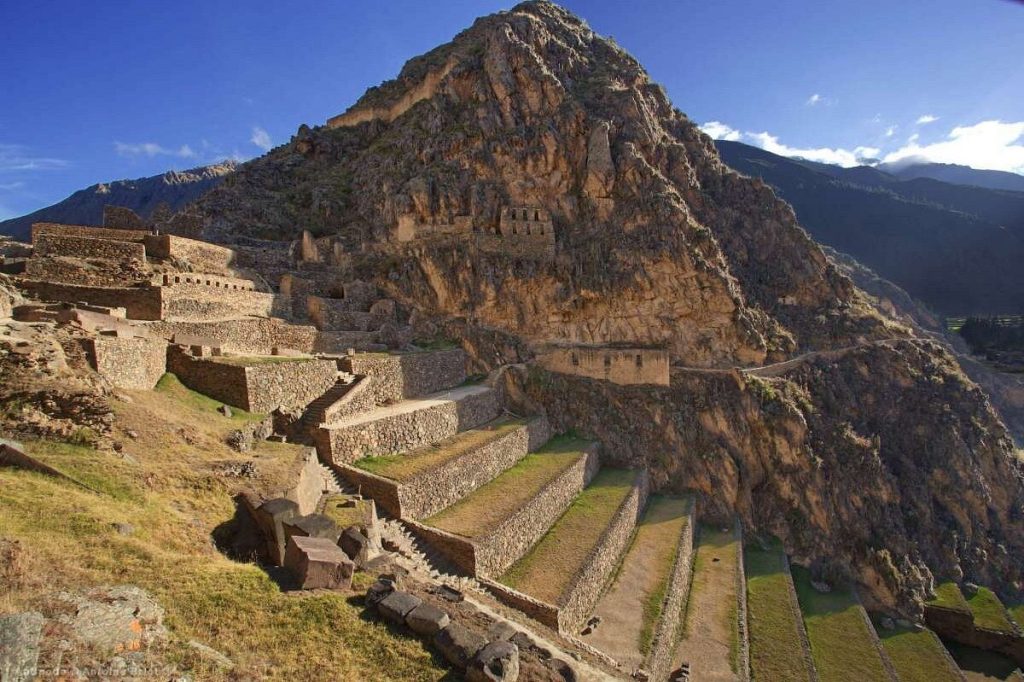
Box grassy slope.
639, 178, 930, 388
744, 543, 814, 681
791, 565, 891, 682
0, 373, 446, 681
425, 436, 589, 538
681, 526, 742, 673
877, 623, 962, 682
500, 468, 637, 604
353, 417, 526, 481
966, 587, 1016, 632
930, 581, 972, 613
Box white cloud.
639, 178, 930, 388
250, 126, 272, 152
0, 181, 26, 191
746, 132, 879, 167
806, 93, 822, 106
700, 121, 741, 141
885, 126, 897, 138
883, 119, 1024, 173
114, 142, 196, 159
0, 143, 68, 171
916, 114, 939, 125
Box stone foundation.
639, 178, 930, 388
18, 280, 163, 320
82, 335, 167, 390
143, 317, 376, 356
340, 349, 467, 404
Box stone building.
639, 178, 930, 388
536, 345, 670, 386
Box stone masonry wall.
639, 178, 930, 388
474, 444, 600, 579
404, 519, 477, 575
167, 348, 250, 408
31, 223, 151, 244
645, 498, 696, 680
18, 280, 163, 320
318, 386, 500, 464
24, 256, 148, 288
398, 417, 551, 520
925, 605, 1024, 667
307, 296, 380, 331
143, 234, 236, 275
557, 469, 650, 633
479, 578, 561, 630
142, 317, 372, 355
340, 348, 467, 404
159, 283, 289, 321
537, 347, 670, 386
335, 464, 403, 517
34, 234, 147, 267
242, 359, 337, 413
82, 335, 167, 390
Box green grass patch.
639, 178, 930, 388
792, 565, 890, 682
352, 418, 526, 481
966, 586, 1016, 632
1009, 603, 1024, 630
425, 436, 591, 538
745, 542, 814, 681
500, 468, 638, 604
155, 373, 263, 422
928, 581, 971, 614
877, 622, 962, 682
678, 525, 742, 675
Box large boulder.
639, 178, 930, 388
377, 591, 422, 626
405, 602, 450, 637
283, 535, 354, 590
0, 611, 43, 682
467, 640, 520, 682
434, 622, 486, 670
253, 497, 300, 565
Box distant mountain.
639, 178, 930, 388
879, 161, 1024, 192
715, 140, 1024, 316
0, 162, 237, 240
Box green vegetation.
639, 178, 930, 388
0, 373, 446, 680
744, 542, 814, 681
353, 418, 526, 481
155, 373, 263, 422
928, 581, 971, 613
966, 586, 1016, 632
877, 623, 962, 682
210, 355, 310, 366
628, 496, 690, 655
426, 436, 591, 538
500, 469, 638, 604
1010, 603, 1024, 630
321, 495, 374, 530
791, 565, 891, 682
681, 526, 742, 674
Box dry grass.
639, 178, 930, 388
353, 417, 527, 481
0, 373, 447, 680
426, 436, 590, 538
500, 468, 638, 605
745, 541, 814, 681
634, 496, 690, 654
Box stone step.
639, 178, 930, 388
419, 438, 601, 579
343, 416, 552, 520
314, 384, 501, 465
583, 495, 695, 677
497, 468, 650, 634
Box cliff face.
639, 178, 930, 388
193, 1, 1024, 610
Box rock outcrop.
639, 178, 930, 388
186, 0, 1023, 612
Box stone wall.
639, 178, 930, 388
167, 349, 250, 408
159, 282, 288, 321
243, 359, 337, 413
536, 347, 670, 386
155, 272, 257, 291
340, 349, 467, 404
645, 498, 696, 681
31, 223, 151, 244
34, 234, 147, 267
479, 578, 561, 630
557, 469, 649, 633
317, 386, 500, 464
474, 444, 600, 579
335, 463, 403, 518
925, 604, 1024, 667
24, 256, 148, 288
143, 317, 375, 355
404, 519, 477, 575
395, 214, 474, 242
18, 281, 163, 320
399, 418, 550, 520
143, 234, 236, 275
83, 335, 167, 390
307, 296, 379, 331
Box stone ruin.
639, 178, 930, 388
393, 205, 556, 259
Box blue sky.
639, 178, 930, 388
2, 0, 1022, 220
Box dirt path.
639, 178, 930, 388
584, 497, 690, 670
672, 526, 741, 682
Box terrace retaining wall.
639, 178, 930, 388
83, 335, 167, 390
339, 348, 466, 404
144, 317, 374, 356
474, 444, 600, 579
645, 497, 696, 681
18, 281, 163, 320
34, 234, 147, 267
925, 604, 1024, 667
317, 386, 500, 464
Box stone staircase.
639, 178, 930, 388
299, 370, 358, 431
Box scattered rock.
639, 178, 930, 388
434, 622, 486, 670
487, 621, 518, 642
187, 640, 234, 669
366, 579, 396, 608
434, 583, 465, 603
811, 580, 832, 594
55, 585, 166, 654
406, 602, 450, 637
0, 611, 43, 682
963, 582, 980, 598
220, 460, 258, 478
547, 657, 578, 682
879, 616, 896, 631
254, 497, 300, 565
111, 522, 135, 536
126, 429, 139, 439
283, 535, 354, 590
466, 640, 519, 682
339, 525, 370, 562
378, 591, 422, 626
217, 404, 233, 418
